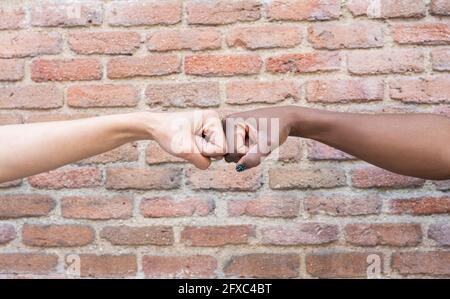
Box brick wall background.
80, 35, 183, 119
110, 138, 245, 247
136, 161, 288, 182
0, 0, 449, 278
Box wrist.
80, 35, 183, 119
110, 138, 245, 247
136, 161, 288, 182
119, 112, 160, 141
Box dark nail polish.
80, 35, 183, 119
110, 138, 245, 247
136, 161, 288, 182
236, 164, 246, 172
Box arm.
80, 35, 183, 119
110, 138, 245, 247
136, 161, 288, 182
0, 111, 225, 183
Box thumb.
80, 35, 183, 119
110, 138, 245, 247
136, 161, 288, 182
236, 145, 266, 172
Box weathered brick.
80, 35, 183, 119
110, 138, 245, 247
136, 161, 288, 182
308, 23, 383, 49
107, 55, 180, 79
0, 85, 63, 109
392, 252, 450, 276
67, 84, 139, 108
306, 140, 355, 160
81, 143, 139, 164
348, 49, 424, 75
185, 54, 262, 76
306, 79, 383, 103
23, 224, 94, 247
266, 52, 341, 74
227, 25, 301, 49
432, 48, 450, 71
345, 223, 422, 246
0, 194, 55, 219
389, 196, 450, 215
31, 2, 102, 27
349, 0, 426, 19
107, 0, 181, 26
186, 164, 262, 191
431, 0, 450, 15
31, 58, 102, 82
146, 82, 220, 108
304, 194, 381, 216
269, 167, 346, 190
351, 166, 425, 189
390, 76, 450, 103
0, 180, 21, 189
0, 224, 15, 244
140, 196, 214, 218
25, 113, 92, 123
78, 254, 137, 278
428, 223, 450, 246
147, 29, 221, 51
228, 196, 300, 218
181, 225, 254, 246
224, 254, 299, 278
0, 32, 61, 58
0, 253, 57, 274
0, 113, 22, 125
106, 167, 181, 190
267, 0, 340, 21
28, 167, 102, 189
0, 59, 24, 81
261, 223, 338, 245
0, 6, 25, 29
347, 0, 370, 16
143, 255, 217, 278
101, 226, 173, 246
61, 196, 133, 220
146, 141, 185, 164
187, 0, 261, 25
278, 137, 302, 162
226, 80, 299, 105
68, 31, 141, 55
392, 23, 450, 45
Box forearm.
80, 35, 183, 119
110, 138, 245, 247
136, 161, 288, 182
0, 112, 154, 183
289, 107, 450, 180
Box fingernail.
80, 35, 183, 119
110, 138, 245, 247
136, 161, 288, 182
236, 164, 247, 172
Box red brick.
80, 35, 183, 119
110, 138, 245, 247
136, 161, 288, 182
100, 226, 173, 246
146, 82, 220, 108
227, 25, 301, 49
261, 223, 338, 245
390, 76, 450, 103
348, 49, 424, 75
0, 194, 55, 219
392, 23, 450, 45
351, 166, 425, 189
306, 140, 355, 160
23, 224, 94, 247
434, 179, 450, 191
431, 0, 450, 15
389, 196, 450, 215
0, 253, 57, 274
140, 196, 214, 218
186, 164, 262, 191
308, 23, 383, 49
25, 113, 93, 123
267, 0, 340, 21
0, 32, 61, 58
278, 137, 302, 162
0, 224, 15, 244
79, 254, 137, 278
306, 252, 381, 278
31, 58, 102, 82
304, 194, 381, 216
106, 167, 181, 190
345, 223, 422, 246
29, 167, 102, 189
224, 254, 299, 278
187, 0, 261, 25
181, 225, 254, 246
428, 223, 450, 246
68, 31, 140, 55
392, 252, 450, 276
143, 255, 217, 278
147, 29, 221, 51
432, 48, 450, 71
146, 141, 185, 164
81, 143, 139, 164
185, 54, 262, 76
347, 0, 370, 16
107, 1, 181, 26
266, 52, 340, 74
0, 59, 24, 81
107, 55, 180, 79
228, 196, 300, 218
0, 6, 25, 29
226, 80, 299, 105
0, 180, 22, 188
31, 2, 102, 27
269, 167, 346, 190
349, 0, 426, 18
0, 113, 22, 125
61, 195, 133, 220
67, 84, 139, 108
0, 85, 63, 109
306, 79, 383, 103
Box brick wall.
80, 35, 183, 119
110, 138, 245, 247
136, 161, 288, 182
0, 0, 449, 278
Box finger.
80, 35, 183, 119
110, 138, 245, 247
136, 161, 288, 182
236, 145, 267, 171
183, 152, 211, 170
224, 153, 244, 163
